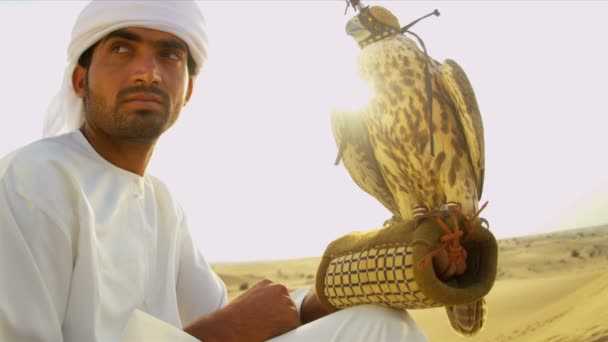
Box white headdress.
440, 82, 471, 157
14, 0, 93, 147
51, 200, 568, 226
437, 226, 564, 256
42, 0, 208, 137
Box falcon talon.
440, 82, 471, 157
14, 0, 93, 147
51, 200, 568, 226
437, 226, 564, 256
412, 206, 428, 218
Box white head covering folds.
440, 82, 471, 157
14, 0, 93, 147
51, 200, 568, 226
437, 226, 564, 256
43, 0, 208, 137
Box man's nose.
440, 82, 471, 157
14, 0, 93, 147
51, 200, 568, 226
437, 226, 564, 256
132, 50, 161, 85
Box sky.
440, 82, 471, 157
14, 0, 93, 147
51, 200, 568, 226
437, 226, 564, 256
1, 1, 608, 262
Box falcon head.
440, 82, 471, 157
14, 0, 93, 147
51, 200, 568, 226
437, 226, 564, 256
346, 6, 401, 48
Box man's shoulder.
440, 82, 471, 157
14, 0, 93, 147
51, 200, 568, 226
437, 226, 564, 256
1, 132, 80, 174
0, 132, 88, 198
0, 133, 89, 228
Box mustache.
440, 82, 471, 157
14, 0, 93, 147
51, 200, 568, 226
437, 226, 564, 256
116, 85, 170, 104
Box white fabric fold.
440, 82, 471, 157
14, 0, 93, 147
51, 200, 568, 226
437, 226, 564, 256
120, 310, 200, 342
43, 0, 208, 138
290, 286, 312, 318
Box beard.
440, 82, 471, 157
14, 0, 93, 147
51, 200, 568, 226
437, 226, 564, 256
84, 81, 180, 141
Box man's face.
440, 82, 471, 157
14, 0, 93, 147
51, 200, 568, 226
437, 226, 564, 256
76, 27, 193, 141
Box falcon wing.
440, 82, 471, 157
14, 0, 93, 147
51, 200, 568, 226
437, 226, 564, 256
438, 59, 485, 199
331, 107, 401, 218
445, 298, 487, 336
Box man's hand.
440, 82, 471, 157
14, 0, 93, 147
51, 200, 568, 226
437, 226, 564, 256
299, 289, 333, 324
184, 279, 300, 342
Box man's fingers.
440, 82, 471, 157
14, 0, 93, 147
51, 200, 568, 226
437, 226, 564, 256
250, 278, 274, 289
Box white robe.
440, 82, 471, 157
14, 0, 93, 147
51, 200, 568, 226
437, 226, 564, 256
0, 130, 428, 342
0, 130, 227, 341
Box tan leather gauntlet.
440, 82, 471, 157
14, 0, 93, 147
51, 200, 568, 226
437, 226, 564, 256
315, 215, 497, 312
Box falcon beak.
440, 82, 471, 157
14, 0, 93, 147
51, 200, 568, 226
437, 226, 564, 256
345, 17, 366, 37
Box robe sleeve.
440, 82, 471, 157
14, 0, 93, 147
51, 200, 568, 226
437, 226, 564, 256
175, 213, 228, 327
0, 170, 74, 342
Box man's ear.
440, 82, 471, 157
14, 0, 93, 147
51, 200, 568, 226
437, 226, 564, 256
72, 65, 87, 99
184, 76, 195, 105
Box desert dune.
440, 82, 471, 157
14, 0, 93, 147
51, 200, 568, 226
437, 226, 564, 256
212, 225, 608, 341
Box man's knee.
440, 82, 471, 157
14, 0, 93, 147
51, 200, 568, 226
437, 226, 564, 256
338, 304, 406, 320
325, 305, 428, 341
269, 305, 427, 341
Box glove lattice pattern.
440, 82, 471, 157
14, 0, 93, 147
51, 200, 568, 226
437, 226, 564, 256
323, 245, 441, 309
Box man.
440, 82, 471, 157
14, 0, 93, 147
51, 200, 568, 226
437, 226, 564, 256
0, 1, 428, 341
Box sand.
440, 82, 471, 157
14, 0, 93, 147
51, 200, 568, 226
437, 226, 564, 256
212, 225, 608, 341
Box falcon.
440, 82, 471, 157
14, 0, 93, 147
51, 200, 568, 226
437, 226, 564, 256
331, 3, 487, 336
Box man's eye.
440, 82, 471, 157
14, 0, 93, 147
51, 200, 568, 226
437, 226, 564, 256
161, 50, 182, 61
110, 44, 129, 54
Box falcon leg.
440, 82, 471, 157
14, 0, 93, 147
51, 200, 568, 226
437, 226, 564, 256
445, 201, 477, 234
412, 206, 428, 218
421, 202, 469, 281
445, 201, 461, 210
443, 213, 468, 278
